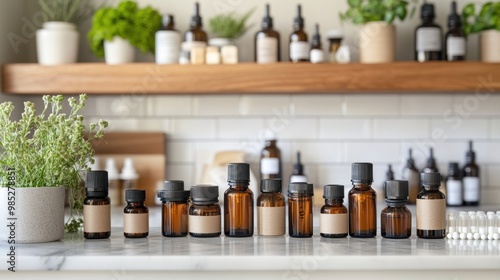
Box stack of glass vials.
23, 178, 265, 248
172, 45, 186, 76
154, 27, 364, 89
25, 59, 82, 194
446, 211, 500, 240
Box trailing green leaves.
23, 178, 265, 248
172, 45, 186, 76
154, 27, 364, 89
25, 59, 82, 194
463, 2, 500, 35
340, 0, 418, 25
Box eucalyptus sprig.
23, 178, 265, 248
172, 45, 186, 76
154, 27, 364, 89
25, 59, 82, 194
0, 94, 108, 233
209, 8, 255, 39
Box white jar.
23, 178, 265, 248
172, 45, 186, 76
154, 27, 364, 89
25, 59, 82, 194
36, 21, 79, 65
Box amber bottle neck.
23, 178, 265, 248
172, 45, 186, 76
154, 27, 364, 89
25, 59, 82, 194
127, 202, 145, 207
352, 182, 372, 190
324, 198, 343, 205
229, 182, 249, 190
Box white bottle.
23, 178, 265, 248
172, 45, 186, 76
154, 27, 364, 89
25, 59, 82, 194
120, 158, 139, 203
105, 158, 121, 206
155, 15, 181, 64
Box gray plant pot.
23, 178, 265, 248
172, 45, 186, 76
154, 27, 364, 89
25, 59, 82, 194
0, 186, 65, 243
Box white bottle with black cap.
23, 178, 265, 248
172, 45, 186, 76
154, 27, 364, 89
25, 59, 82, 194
289, 4, 309, 62
155, 14, 181, 64
310, 23, 325, 64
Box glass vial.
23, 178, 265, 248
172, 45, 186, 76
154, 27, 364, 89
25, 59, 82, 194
84, 171, 111, 239
381, 180, 412, 239
349, 163, 377, 238
288, 182, 314, 238
402, 148, 420, 204
310, 23, 325, 64
255, 4, 280, 63
320, 184, 348, 238
446, 162, 463, 206
260, 136, 282, 181
415, 2, 443, 62
445, 1, 466, 61
289, 4, 309, 62
326, 29, 343, 63
224, 163, 254, 237
156, 14, 181, 64
257, 179, 285, 236
123, 190, 148, 238
189, 185, 221, 238
463, 141, 480, 205
157, 180, 190, 237
417, 172, 446, 239
290, 151, 307, 183
446, 212, 457, 237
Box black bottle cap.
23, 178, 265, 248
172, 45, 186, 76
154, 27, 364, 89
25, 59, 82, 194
312, 23, 321, 44
323, 184, 344, 199
227, 163, 250, 183
260, 179, 282, 193
466, 140, 476, 162
448, 1, 461, 28
157, 189, 190, 202
164, 180, 184, 191
351, 163, 373, 183
288, 182, 313, 195
426, 147, 436, 168
406, 148, 415, 167
421, 172, 441, 187
190, 185, 219, 203
384, 180, 409, 202
262, 3, 273, 29
190, 2, 202, 27
294, 4, 304, 27
421, 2, 435, 21
292, 151, 304, 175
162, 14, 175, 29
86, 171, 109, 196
448, 162, 460, 177
126, 189, 146, 202
386, 164, 394, 181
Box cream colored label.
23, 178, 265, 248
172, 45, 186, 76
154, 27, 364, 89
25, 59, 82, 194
416, 199, 446, 230
188, 215, 221, 234
84, 205, 110, 233
320, 213, 348, 235
124, 213, 149, 234
257, 37, 278, 63
258, 206, 285, 236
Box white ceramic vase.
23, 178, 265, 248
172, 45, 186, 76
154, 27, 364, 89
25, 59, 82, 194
480, 30, 500, 63
104, 37, 135, 65
36, 22, 79, 65
0, 186, 65, 243
359, 21, 395, 63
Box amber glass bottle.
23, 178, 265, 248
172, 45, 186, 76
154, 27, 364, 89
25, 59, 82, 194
289, 4, 309, 62
349, 163, 377, 238
123, 190, 149, 238
185, 2, 207, 43
444, 1, 466, 61
415, 2, 443, 62
84, 171, 111, 239
402, 148, 420, 204
310, 23, 325, 64
189, 185, 221, 238
320, 184, 348, 238
288, 182, 314, 238
255, 4, 280, 63
463, 141, 480, 205
157, 180, 190, 237
260, 137, 282, 181
224, 163, 254, 237
257, 179, 285, 236
381, 180, 412, 239
417, 172, 446, 239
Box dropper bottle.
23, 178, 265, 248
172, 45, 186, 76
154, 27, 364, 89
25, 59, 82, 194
255, 3, 280, 63
445, 1, 466, 61
402, 148, 420, 204
463, 140, 480, 205
290, 152, 307, 183
289, 4, 309, 62
310, 23, 325, 63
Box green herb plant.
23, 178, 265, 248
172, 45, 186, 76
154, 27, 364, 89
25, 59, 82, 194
38, 0, 95, 24
340, 0, 418, 25
88, 0, 162, 57
209, 8, 255, 39
0, 94, 108, 233
462, 2, 500, 35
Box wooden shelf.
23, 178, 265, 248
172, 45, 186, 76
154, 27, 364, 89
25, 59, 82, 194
2, 62, 499, 94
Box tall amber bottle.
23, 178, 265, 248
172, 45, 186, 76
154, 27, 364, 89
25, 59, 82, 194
320, 184, 348, 238
288, 182, 314, 238
157, 180, 190, 237
402, 148, 420, 204
255, 4, 280, 63
224, 163, 254, 237
84, 171, 111, 239
463, 141, 480, 205
417, 172, 446, 239
444, 1, 466, 61
257, 179, 285, 236
381, 180, 412, 239
289, 4, 309, 62
183, 2, 207, 58
348, 163, 377, 238
260, 137, 282, 181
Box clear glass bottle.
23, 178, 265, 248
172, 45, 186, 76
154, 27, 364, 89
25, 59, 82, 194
84, 171, 111, 239
458, 211, 469, 239
257, 179, 285, 236
463, 141, 480, 205
288, 182, 314, 238
224, 163, 254, 237
415, 2, 443, 62
402, 148, 420, 204
487, 211, 497, 237
189, 185, 221, 238
289, 4, 309, 62
255, 4, 280, 63
381, 180, 412, 239
123, 190, 148, 238
349, 163, 377, 238
260, 136, 282, 181
157, 180, 190, 237
477, 211, 487, 239
417, 172, 446, 239
446, 162, 463, 206
320, 184, 348, 238
468, 211, 478, 236
444, 1, 466, 61
447, 212, 457, 237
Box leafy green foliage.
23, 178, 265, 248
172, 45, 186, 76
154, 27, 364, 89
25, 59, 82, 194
0, 94, 108, 233
87, 0, 162, 57
209, 8, 255, 39
38, 0, 94, 24
340, 0, 418, 25
463, 2, 500, 35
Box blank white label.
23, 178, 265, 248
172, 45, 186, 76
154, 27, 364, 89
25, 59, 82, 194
257, 37, 278, 63
290, 41, 309, 60
261, 158, 279, 175
447, 37, 466, 57
155, 31, 181, 64
446, 179, 463, 205
310, 49, 325, 63
463, 177, 480, 202
417, 28, 442, 51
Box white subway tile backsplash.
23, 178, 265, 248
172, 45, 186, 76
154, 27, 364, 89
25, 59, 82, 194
486, 165, 500, 189
165, 164, 195, 189
268, 118, 318, 140
400, 94, 453, 116
430, 118, 489, 140
373, 118, 429, 139
166, 142, 194, 163
343, 94, 400, 116
316, 164, 351, 189
150, 96, 192, 116
344, 142, 401, 163
453, 94, 500, 116
169, 119, 216, 139
218, 118, 264, 139
475, 142, 500, 164
193, 96, 240, 116
480, 189, 500, 205
96, 96, 148, 117
240, 94, 292, 116
319, 118, 371, 139
490, 119, 500, 139
292, 95, 342, 116
292, 142, 341, 164
95, 118, 164, 132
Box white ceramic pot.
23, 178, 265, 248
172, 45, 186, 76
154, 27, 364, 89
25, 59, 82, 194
480, 29, 500, 63
36, 22, 79, 65
104, 37, 135, 64
208, 38, 234, 48
359, 21, 395, 63
0, 186, 65, 243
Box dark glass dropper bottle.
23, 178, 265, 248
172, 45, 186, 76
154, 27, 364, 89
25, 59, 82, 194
445, 1, 466, 61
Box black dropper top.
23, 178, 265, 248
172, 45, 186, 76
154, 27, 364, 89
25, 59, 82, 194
292, 151, 304, 175
406, 148, 415, 167
262, 3, 273, 29
426, 147, 437, 169
162, 14, 175, 30
448, 162, 460, 177
312, 23, 321, 45
466, 140, 476, 162
190, 2, 202, 27
294, 4, 304, 28
421, 2, 435, 22
386, 164, 394, 181
448, 1, 461, 28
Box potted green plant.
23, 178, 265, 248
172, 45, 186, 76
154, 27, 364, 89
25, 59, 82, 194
0, 94, 107, 243
340, 0, 417, 63
208, 8, 255, 47
88, 0, 162, 64
463, 2, 500, 62
36, 0, 93, 65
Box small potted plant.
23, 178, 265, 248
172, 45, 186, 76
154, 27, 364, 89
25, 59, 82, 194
88, 0, 162, 64
340, 0, 417, 63
208, 8, 255, 47
36, 0, 93, 65
463, 2, 500, 62
0, 94, 107, 243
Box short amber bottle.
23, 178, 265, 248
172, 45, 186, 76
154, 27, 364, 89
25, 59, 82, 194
189, 185, 221, 238
123, 190, 149, 238
224, 163, 254, 237
257, 179, 285, 236
84, 171, 111, 239
157, 180, 190, 237
417, 172, 446, 239
381, 180, 412, 239
288, 182, 313, 238
349, 163, 377, 238
320, 184, 348, 238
